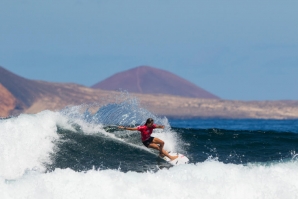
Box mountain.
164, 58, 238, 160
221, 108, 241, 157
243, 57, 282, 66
91, 66, 220, 99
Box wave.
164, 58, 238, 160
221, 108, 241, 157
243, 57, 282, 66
0, 97, 181, 179
2, 95, 298, 198
1, 101, 298, 180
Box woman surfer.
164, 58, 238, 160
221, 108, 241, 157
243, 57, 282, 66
118, 118, 178, 161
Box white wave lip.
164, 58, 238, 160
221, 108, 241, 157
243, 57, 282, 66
0, 111, 62, 179
1, 161, 298, 199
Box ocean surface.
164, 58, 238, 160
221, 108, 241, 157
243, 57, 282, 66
1, 98, 298, 199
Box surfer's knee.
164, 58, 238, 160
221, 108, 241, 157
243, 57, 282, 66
155, 138, 164, 145
160, 140, 164, 146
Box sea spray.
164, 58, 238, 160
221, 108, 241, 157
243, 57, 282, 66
82, 93, 169, 127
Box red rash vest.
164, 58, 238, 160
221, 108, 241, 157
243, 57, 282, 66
137, 124, 157, 141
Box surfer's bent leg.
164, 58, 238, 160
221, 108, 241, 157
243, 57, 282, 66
151, 137, 164, 154
150, 137, 178, 161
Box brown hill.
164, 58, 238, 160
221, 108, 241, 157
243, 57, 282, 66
0, 83, 17, 117
0, 66, 39, 113
0, 66, 114, 116
91, 66, 220, 99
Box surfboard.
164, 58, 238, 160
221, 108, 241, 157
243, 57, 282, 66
160, 152, 189, 165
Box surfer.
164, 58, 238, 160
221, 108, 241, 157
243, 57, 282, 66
118, 118, 178, 161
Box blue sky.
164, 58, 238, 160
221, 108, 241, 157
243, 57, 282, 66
0, 0, 297, 100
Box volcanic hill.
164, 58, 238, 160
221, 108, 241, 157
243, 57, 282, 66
91, 66, 219, 99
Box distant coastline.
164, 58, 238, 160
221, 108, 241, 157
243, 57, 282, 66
2, 90, 298, 119
135, 94, 298, 120
3, 90, 298, 120
1, 66, 298, 119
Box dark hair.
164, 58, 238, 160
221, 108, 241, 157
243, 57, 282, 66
145, 118, 154, 125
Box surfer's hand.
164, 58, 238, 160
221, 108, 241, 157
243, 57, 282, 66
118, 126, 125, 129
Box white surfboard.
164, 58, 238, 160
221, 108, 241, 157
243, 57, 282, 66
160, 152, 189, 165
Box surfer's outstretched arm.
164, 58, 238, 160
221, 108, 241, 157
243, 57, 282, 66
118, 126, 138, 131
155, 125, 164, 129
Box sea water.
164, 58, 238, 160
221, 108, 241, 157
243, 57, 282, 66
1, 100, 298, 198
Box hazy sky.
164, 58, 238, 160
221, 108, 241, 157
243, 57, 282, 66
1, 1, 297, 100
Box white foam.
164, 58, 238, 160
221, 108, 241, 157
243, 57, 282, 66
0, 111, 62, 179
1, 161, 298, 199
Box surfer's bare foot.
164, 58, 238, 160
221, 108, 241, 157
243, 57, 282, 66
159, 153, 165, 158
170, 155, 178, 161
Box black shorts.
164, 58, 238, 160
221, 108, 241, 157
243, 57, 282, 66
142, 137, 154, 147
